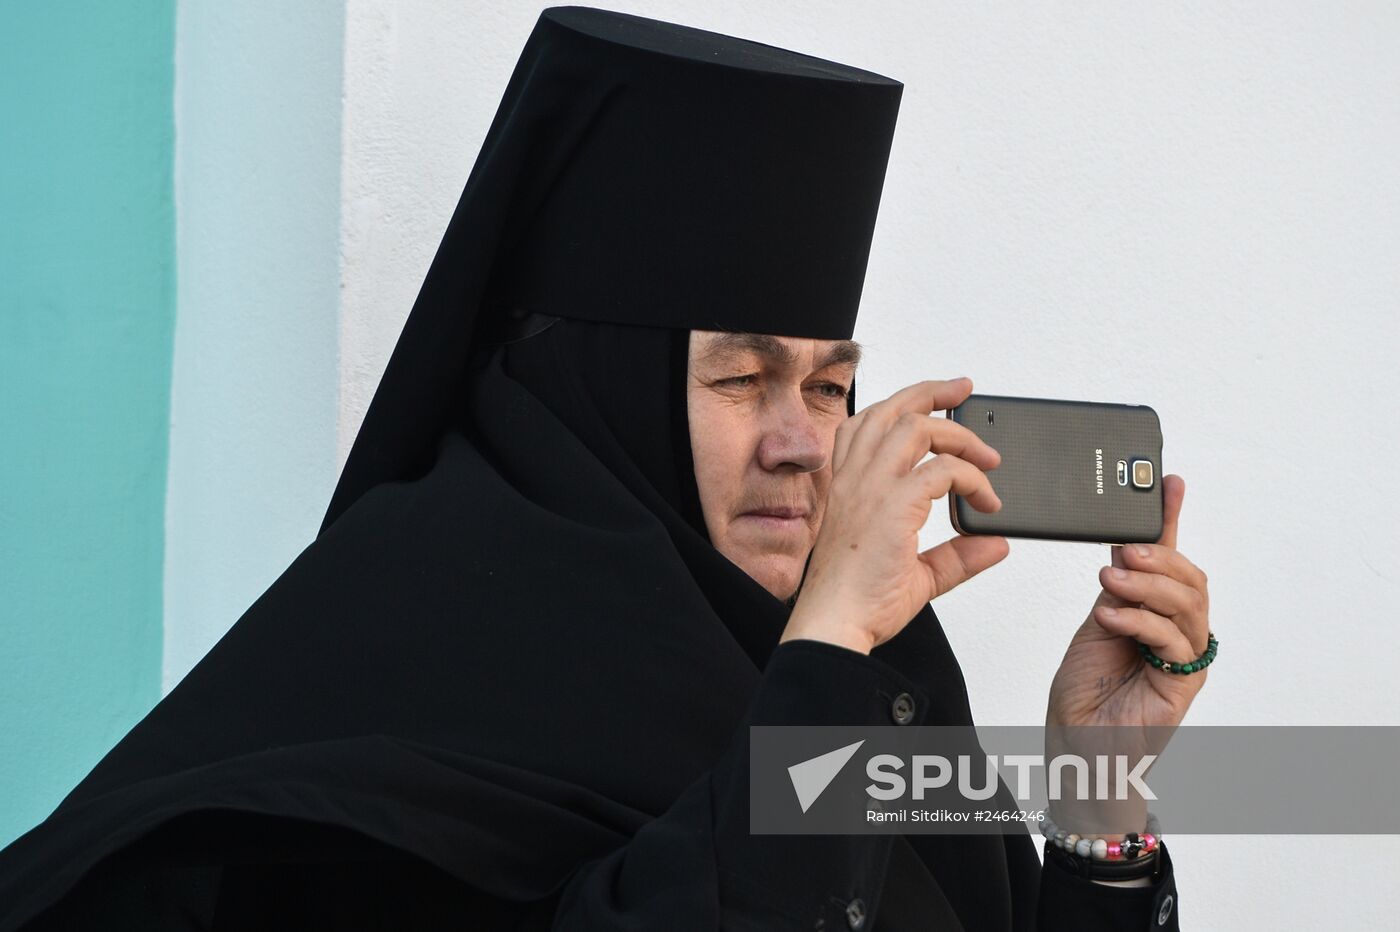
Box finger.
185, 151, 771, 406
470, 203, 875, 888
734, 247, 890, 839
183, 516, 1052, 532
1110, 474, 1186, 566
843, 378, 974, 474
1118, 543, 1208, 598
1157, 474, 1185, 551
873, 412, 1001, 476
1092, 604, 1197, 665
1098, 566, 1208, 653
917, 534, 1010, 601
910, 454, 1003, 513
832, 407, 869, 475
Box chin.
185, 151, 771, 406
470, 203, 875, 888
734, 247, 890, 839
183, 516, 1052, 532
736, 553, 803, 603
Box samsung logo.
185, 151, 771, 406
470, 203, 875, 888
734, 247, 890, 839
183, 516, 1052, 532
1095, 449, 1104, 494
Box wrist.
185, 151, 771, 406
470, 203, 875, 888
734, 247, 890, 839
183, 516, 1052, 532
1075, 831, 1140, 841
1046, 801, 1148, 840
1091, 875, 1153, 888
1040, 811, 1163, 883
780, 603, 874, 656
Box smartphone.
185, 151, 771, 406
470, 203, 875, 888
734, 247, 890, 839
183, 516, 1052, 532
946, 394, 1164, 544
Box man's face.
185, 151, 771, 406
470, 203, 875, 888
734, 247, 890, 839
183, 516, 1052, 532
687, 330, 861, 603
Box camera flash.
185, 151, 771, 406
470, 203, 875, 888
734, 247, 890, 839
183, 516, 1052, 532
1131, 459, 1154, 489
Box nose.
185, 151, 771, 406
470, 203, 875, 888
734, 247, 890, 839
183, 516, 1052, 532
755, 389, 828, 474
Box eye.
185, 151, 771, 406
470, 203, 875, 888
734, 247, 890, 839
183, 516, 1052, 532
716, 374, 757, 388
809, 381, 850, 400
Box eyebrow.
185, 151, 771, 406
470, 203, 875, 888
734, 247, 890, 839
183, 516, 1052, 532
697, 332, 863, 371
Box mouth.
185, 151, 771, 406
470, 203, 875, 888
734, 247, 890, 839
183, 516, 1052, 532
737, 507, 809, 532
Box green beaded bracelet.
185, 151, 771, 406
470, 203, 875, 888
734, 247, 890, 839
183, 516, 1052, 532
1136, 632, 1218, 674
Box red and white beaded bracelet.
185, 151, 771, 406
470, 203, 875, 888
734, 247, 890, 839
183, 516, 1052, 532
1039, 812, 1163, 880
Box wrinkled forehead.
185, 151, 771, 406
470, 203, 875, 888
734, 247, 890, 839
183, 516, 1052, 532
689, 330, 863, 371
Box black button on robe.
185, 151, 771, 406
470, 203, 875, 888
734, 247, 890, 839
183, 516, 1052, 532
0, 7, 1180, 930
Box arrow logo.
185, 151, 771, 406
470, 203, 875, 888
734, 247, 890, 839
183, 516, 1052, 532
787, 739, 866, 813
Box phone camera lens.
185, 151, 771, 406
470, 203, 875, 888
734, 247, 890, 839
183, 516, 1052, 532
1131, 459, 1154, 489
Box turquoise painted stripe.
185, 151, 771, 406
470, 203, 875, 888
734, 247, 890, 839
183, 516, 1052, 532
0, 3, 176, 846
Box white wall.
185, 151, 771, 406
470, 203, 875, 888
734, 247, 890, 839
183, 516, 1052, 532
250, 1, 1400, 927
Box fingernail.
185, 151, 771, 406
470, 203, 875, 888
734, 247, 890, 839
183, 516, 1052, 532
1100, 606, 1118, 618
1110, 567, 1128, 580
1134, 545, 1150, 559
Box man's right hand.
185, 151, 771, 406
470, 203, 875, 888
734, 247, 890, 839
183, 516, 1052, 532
779, 378, 1009, 655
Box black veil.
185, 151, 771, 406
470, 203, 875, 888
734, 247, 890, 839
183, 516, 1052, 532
318, 4, 900, 537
